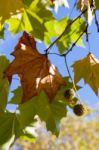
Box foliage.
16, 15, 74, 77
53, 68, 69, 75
0, 0, 99, 149
5, 32, 65, 103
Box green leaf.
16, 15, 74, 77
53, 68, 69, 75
0, 56, 9, 79
20, 136, 35, 143
10, 86, 23, 104
0, 56, 10, 111
0, 0, 23, 23
29, 0, 54, 21
18, 91, 67, 135
50, 101, 67, 134
45, 17, 85, 53
6, 0, 54, 40
7, 9, 47, 40
44, 18, 68, 45
6, 11, 32, 35
0, 79, 9, 111
0, 112, 22, 147
18, 91, 52, 128
23, 0, 33, 6
0, 135, 15, 150
0, 25, 4, 39
95, 0, 99, 9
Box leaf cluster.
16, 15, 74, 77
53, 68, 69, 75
0, 0, 99, 149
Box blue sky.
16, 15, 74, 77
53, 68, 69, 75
0, 0, 99, 115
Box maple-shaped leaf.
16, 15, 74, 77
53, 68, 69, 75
45, 17, 85, 53
5, 32, 65, 103
72, 53, 99, 96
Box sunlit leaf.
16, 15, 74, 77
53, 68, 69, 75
45, 17, 85, 53
0, 0, 23, 22
5, 32, 65, 103
0, 56, 10, 111
72, 53, 99, 96
18, 91, 67, 135
6, 0, 54, 40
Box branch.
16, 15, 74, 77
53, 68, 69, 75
45, 9, 87, 54
95, 11, 99, 32
69, 0, 78, 18
48, 27, 87, 57
64, 55, 72, 81
64, 27, 87, 57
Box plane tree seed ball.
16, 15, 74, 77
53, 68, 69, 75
64, 89, 75, 100
73, 104, 85, 116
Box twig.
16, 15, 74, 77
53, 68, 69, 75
69, 0, 78, 18
64, 55, 72, 81
85, 23, 91, 52
95, 11, 99, 32
64, 54, 81, 101
64, 27, 87, 56
63, 27, 88, 101
48, 27, 87, 58
48, 52, 61, 57
45, 9, 87, 54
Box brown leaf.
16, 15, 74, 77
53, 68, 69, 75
5, 32, 65, 103
72, 53, 99, 96
81, 0, 89, 10
80, 0, 96, 25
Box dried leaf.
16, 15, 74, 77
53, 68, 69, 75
81, 0, 89, 10
80, 0, 96, 25
5, 32, 65, 103
72, 53, 99, 96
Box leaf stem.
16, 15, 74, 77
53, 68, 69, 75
64, 55, 72, 81
64, 55, 81, 101
63, 27, 88, 101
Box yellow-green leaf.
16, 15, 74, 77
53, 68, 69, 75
72, 53, 99, 96
0, 0, 23, 22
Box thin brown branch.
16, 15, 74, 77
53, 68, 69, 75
95, 11, 99, 32
64, 27, 87, 56
48, 52, 61, 57
69, 0, 78, 18
64, 55, 72, 81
